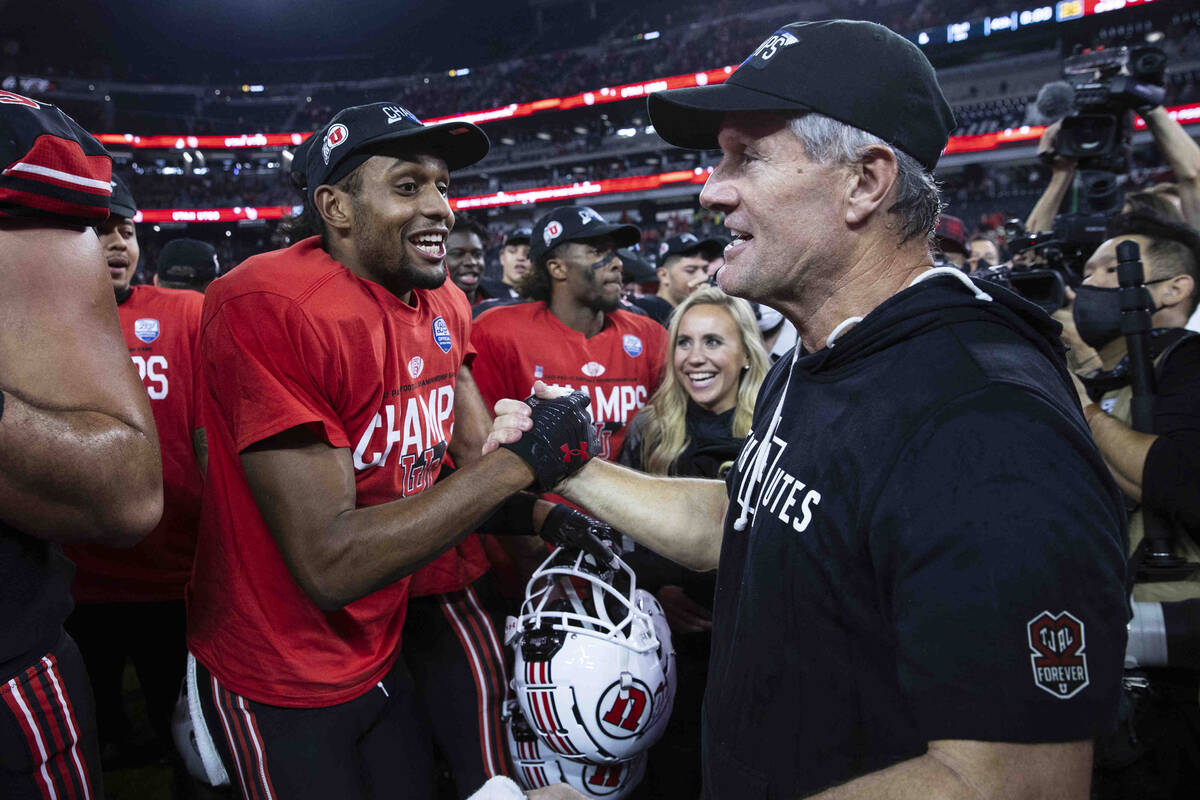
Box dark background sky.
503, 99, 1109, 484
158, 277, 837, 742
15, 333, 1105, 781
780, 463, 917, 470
5, 0, 544, 81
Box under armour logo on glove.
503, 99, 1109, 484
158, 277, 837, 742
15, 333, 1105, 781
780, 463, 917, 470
561, 441, 592, 464
501, 391, 600, 492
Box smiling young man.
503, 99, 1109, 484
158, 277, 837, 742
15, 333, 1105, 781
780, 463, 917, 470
471, 206, 666, 464
182, 102, 545, 799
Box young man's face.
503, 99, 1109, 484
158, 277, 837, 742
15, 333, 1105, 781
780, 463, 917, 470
446, 230, 485, 299
658, 254, 708, 305
499, 242, 531, 287
346, 153, 454, 296
551, 237, 623, 313
97, 214, 139, 292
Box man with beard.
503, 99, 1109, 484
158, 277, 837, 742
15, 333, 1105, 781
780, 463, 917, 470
183, 102, 540, 798
471, 206, 667, 463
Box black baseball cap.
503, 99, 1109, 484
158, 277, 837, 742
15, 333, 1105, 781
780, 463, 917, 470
109, 173, 137, 219
504, 227, 532, 246
301, 102, 490, 202
529, 206, 641, 264
647, 20, 955, 171
0, 96, 112, 225
657, 232, 725, 262
158, 238, 220, 284
618, 249, 657, 284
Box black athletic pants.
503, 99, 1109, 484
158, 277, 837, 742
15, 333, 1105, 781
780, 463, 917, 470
195, 653, 433, 800
0, 632, 104, 799
400, 578, 513, 798
65, 599, 186, 764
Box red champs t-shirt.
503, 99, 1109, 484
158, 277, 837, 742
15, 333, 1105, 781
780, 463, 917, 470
470, 302, 666, 461
65, 285, 204, 603
186, 237, 472, 706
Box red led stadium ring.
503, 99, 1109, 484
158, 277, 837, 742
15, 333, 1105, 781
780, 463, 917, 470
132, 93, 1200, 227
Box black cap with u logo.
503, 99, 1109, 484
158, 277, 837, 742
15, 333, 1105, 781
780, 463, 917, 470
298, 102, 490, 202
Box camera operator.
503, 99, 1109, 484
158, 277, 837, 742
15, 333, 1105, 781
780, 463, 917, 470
1062, 211, 1200, 798
1027, 96, 1200, 235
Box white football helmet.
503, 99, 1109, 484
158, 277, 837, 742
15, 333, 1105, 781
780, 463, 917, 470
507, 546, 675, 764
505, 700, 647, 799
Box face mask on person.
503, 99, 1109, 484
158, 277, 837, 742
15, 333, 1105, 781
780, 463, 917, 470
1073, 280, 1167, 349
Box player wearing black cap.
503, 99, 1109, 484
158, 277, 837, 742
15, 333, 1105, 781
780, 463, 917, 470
487, 20, 1128, 798
472, 206, 667, 467
0, 93, 162, 800
481, 227, 531, 300
156, 238, 222, 292
656, 233, 724, 307
183, 101, 562, 799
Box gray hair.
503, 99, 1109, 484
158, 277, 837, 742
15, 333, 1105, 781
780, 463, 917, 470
788, 113, 943, 245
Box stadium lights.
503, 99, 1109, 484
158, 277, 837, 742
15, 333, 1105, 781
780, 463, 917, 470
95, 99, 1200, 158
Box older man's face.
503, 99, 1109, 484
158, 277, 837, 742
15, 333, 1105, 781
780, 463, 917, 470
699, 112, 848, 307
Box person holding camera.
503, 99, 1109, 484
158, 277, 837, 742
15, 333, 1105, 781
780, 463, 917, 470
1061, 211, 1200, 798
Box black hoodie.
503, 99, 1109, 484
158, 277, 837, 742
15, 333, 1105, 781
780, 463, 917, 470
703, 272, 1129, 799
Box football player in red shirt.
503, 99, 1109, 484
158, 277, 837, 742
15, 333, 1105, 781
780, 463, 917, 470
471, 206, 668, 464
62, 176, 206, 771
0, 95, 162, 800
184, 102, 546, 799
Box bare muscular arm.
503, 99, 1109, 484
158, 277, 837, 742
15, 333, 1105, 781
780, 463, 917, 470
242, 426, 534, 611
0, 223, 162, 544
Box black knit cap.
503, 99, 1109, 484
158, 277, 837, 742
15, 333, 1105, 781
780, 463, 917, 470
647, 20, 955, 171
0, 95, 113, 224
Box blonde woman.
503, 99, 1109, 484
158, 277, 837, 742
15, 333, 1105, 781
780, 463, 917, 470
617, 285, 769, 800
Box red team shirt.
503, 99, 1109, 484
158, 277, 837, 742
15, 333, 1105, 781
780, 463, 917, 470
65, 285, 204, 603
470, 302, 666, 461
186, 237, 472, 706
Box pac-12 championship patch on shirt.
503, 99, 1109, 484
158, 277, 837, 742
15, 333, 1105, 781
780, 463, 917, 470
433, 316, 453, 353
134, 318, 160, 343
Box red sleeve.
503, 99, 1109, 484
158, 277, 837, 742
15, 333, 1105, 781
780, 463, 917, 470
202, 293, 349, 452
468, 314, 514, 410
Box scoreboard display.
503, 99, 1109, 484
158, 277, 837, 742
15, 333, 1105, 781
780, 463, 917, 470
908, 0, 1158, 47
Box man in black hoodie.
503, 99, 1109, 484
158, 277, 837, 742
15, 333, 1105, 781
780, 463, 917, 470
486, 20, 1129, 800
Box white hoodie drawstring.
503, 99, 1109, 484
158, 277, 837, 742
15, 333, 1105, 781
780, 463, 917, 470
909, 267, 994, 302
733, 345, 800, 532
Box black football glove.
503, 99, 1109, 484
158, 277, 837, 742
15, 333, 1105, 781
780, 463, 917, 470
501, 390, 599, 492
540, 504, 616, 568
